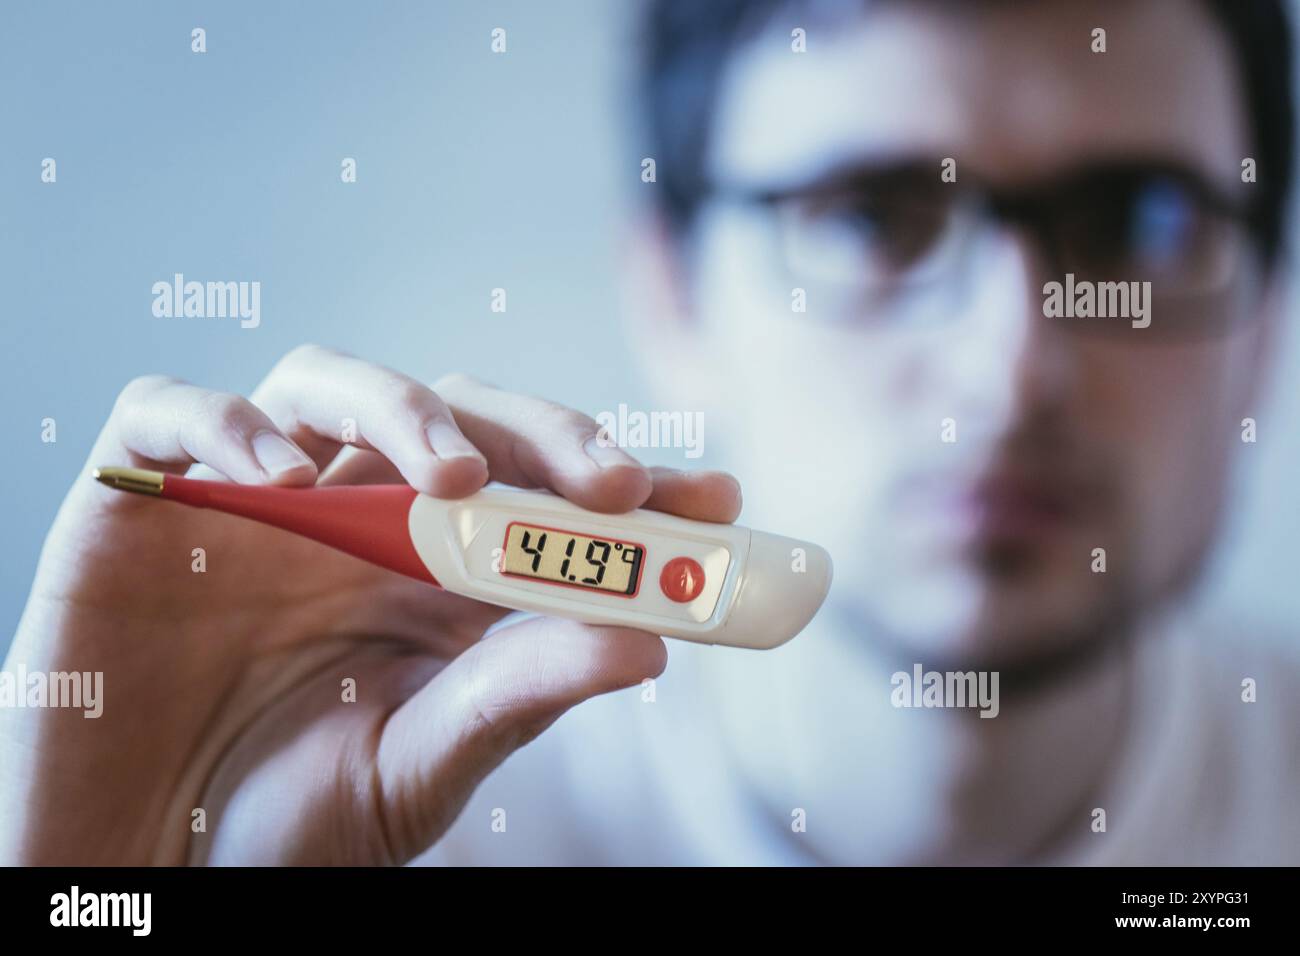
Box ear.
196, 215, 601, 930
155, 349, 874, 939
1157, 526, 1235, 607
619, 211, 727, 411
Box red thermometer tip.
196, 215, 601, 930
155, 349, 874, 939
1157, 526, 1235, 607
93, 466, 439, 586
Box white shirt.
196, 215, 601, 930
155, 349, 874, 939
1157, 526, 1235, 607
418, 602, 1300, 865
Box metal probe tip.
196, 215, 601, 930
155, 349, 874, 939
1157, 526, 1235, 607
92, 466, 165, 496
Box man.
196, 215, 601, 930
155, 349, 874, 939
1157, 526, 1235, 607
2, 0, 1297, 864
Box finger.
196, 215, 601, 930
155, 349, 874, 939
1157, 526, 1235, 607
315, 446, 403, 487
372, 616, 666, 861
643, 467, 743, 523
93, 374, 318, 487
321, 417, 742, 524
433, 373, 653, 513
250, 345, 489, 499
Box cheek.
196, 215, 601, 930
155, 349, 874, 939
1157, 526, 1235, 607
696, 316, 947, 559
1080, 332, 1259, 563
689, 211, 933, 439
692, 249, 930, 448
1093, 339, 1246, 462
690, 236, 971, 538
701, 308, 906, 449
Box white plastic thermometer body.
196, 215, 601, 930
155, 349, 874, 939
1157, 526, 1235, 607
92, 467, 834, 652
408, 486, 832, 650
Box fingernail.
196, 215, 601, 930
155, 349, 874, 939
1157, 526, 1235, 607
583, 435, 640, 469
251, 431, 313, 478
426, 420, 484, 461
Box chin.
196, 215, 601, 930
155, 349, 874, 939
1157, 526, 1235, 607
851, 550, 1123, 670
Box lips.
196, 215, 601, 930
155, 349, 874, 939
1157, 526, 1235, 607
897, 459, 1100, 553
957, 473, 1083, 541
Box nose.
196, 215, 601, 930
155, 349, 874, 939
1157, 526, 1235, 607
944, 224, 1076, 444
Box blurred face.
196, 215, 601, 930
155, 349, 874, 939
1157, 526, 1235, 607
642, 0, 1280, 666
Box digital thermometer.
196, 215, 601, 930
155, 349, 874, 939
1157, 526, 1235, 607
92, 467, 832, 650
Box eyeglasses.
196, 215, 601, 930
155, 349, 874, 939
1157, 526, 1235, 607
706, 160, 1261, 329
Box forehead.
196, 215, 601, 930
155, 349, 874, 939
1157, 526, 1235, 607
708, 0, 1247, 190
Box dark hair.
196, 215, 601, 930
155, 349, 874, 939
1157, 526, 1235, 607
637, 0, 1295, 264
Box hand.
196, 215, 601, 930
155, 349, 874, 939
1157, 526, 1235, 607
0, 345, 741, 864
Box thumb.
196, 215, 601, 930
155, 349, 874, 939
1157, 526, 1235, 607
372, 615, 667, 862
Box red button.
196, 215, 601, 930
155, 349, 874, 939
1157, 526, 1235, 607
660, 557, 705, 603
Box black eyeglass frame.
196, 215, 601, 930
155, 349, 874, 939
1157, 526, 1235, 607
695, 158, 1266, 308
